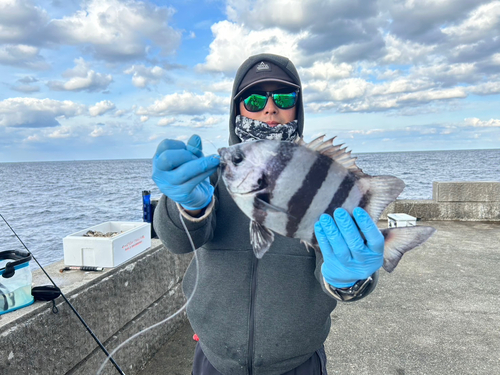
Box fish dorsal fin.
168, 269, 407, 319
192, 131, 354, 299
301, 135, 362, 174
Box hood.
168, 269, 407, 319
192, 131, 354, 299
228, 53, 304, 146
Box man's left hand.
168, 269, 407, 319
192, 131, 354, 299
315, 207, 384, 288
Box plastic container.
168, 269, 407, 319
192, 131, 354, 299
0, 250, 34, 315
387, 213, 417, 228
63, 221, 151, 268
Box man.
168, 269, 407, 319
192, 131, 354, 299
152, 53, 384, 375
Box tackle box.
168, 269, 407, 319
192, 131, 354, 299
63, 222, 151, 268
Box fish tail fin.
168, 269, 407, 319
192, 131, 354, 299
360, 175, 405, 221
380, 226, 436, 272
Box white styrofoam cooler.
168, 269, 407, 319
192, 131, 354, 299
387, 213, 417, 228
63, 221, 151, 267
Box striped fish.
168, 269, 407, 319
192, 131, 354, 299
218, 136, 436, 272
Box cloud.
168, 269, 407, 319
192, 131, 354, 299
226, 0, 378, 33
124, 65, 166, 88
136, 91, 229, 116
89, 100, 116, 116
199, 21, 305, 74
157, 117, 176, 126
467, 81, 500, 95
225, 0, 385, 63
45, 0, 182, 61
441, 1, 500, 44
48, 126, 71, 138
47, 57, 112, 92
0, 44, 49, 69
171, 116, 222, 128
114, 109, 128, 117
464, 117, 500, 127
381, 34, 437, 65
0, 0, 50, 45
299, 61, 354, 81
385, 0, 483, 44
11, 84, 40, 93
0, 97, 85, 128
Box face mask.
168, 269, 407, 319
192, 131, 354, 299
235, 115, 299, 143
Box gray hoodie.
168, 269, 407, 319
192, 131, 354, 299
154, 54, 369, 375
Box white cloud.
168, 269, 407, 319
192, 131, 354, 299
140, 116, 149, 122
381, 34, 436, 64
464, 117, 500, 127
48, 57, 112, 92
158, 117, 176, 126
225, 0, 378, 33
200, 79, 234, 94
410, 63, 478, 85
136, 91, 229, 116
0, 44, 49, 69
124, 65, 166, 88
46, 0, 181, 61
89, 100, 116, 117
90, 127, 107, 137
199, 21, 305, 74
0, 0, 49, 45
48, 127, 71, 139
441, 1, 500, 43
0, 97, 85, 128
299, 61, 354, 81
467, 81, 500, 95
169, 116, 223, 129
114, 109, 128, 117
398, 87, 467, 102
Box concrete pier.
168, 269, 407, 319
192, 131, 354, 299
1, 181, 499, 374
137, 220, 500, 375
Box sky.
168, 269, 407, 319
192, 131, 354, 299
1, 0, 499, 162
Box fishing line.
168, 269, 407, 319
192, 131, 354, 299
96, 210, 201, 375
98, 147, 220, 373
0, 213, 126, 375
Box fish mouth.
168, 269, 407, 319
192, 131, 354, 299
234, 172, 268, 195
239, 186, 266, 195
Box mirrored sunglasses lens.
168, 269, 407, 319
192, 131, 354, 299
273, 92, 297, 109
244, 94, 267, 112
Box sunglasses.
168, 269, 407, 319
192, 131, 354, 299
241, 89, 299, 112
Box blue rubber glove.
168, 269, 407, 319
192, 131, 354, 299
152, 134, 220, 211
315, 207, 384, 288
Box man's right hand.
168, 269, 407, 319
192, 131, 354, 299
152, 135, 220, 211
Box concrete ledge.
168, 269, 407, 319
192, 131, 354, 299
382, 182, 500, 221
433, 181, 500, 202
0, 240, 193, 375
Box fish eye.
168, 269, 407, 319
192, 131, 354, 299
232, 150, 245, 165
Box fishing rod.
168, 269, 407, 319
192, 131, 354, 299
0, 214, 126, 375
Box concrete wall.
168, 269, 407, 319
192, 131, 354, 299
382, 181, 500, 221
0, 239, 193, 375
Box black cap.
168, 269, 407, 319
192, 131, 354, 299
234, 60, 300, 99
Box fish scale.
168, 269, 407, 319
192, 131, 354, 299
218, 136, 436, 272
261, 142, 317, 236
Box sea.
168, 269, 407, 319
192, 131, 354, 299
1, 148, 499, 268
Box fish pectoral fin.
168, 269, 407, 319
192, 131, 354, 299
381, 226, 436, 272
254, 197, 295, 218
249, 220, 275, 259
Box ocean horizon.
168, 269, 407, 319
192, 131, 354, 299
1, 148, 499, 268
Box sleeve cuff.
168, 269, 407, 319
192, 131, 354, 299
323, 272, 378, 302
176, 197, 215, 223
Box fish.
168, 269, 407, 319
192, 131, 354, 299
218, 135, 436, 272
